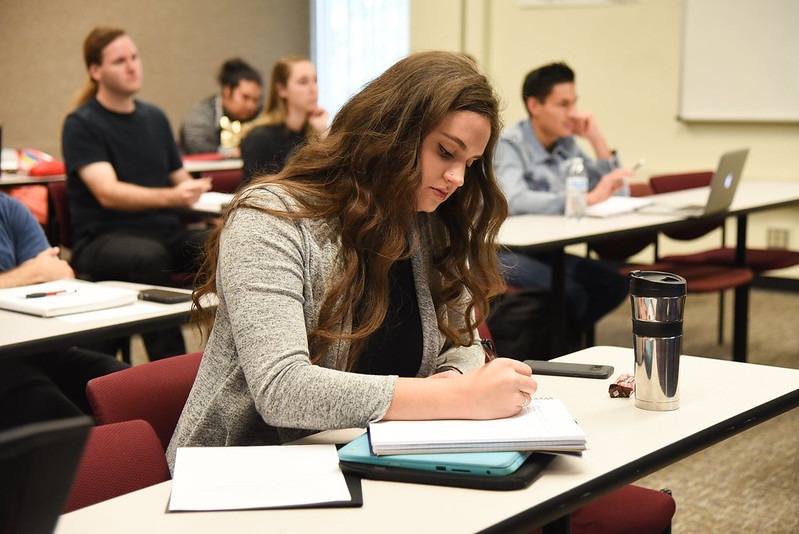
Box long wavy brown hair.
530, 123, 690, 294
193, 51, 508, 369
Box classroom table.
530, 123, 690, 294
498, 180, 799, 362
182, 158, 243, 174
0, 172, 65, 187
54, 345, 799, 534
0, 281, 202, 360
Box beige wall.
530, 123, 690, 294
0, 0, 309, 158
411, 0, 799, 260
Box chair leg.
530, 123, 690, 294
660, 489, 673, 534
717, 291, 725, 345
120, 338, 132, 365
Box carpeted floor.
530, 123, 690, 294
595, 287, 799, 533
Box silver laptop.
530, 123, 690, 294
638, 148, 749, 217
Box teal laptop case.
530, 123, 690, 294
337, 433, 530, 477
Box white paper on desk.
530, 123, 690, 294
56, 301, 164, 323
585, 196, 654, 218
169, 444, 351, 511
192, 192, 234, 213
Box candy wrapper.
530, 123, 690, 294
609, 373, 635, 398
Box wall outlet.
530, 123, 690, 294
766, 228, 790, 249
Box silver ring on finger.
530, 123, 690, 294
519, 391, 531, 408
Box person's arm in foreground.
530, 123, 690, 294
0, 247, 75, 288
387, 358, 537, 420
0, 196, 75, 288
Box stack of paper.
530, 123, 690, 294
585, 196, 654, 218
0, 279, 138, 317
367, 398, 587, 455
169, 444, 356, 511
192, 192, 234, 213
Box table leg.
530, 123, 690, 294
733, 215, 749, 362
550, 249, 566, 357
542, 514, 572, 534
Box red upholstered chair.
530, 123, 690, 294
206, 168, 243, 193
591, 182, 659, 263
47, 180, 72, 249
86, 351, 202, 450
649, 171, 721, 242
564, 485, 675, 534
651, 170, 799, 274
634, 171, 757, 344
63, 420, 170, 513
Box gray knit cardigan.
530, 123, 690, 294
166, 185, 484, 470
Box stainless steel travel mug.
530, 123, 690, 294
629, 271, 687, 411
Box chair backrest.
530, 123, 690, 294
86, 351, 203, 450
206, 168, 243, 193
628, 181, 654, 197
591, 182, 658, 261
0, 416, 91, 534
63, 420, 170, 513
47, 180, 72, 248
648, 170, 721, 241
648, 170, 713, 194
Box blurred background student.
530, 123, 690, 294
240, 55, 328, 184
0, 192, 128, 430
62, 26, 210, 360
180, 58, 263, 156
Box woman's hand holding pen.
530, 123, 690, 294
457, 358, 539, 419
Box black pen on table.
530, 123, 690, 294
25, 289, 76, 298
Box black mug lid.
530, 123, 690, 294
629, 270, 687, 297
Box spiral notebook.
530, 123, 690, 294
367, 398, 587, 456
0, 279, 138, 317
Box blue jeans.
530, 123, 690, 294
497, 250, 628, 329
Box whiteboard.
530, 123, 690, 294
680, 0, 799, 122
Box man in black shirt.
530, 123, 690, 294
62, 26, 211, 360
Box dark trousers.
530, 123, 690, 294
498, 250, 628, 329
71, 228, 207, 360
0, 348, 129, 431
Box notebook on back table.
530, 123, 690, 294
637, 148, 749, 217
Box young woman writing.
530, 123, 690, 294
167, 51, 537, 469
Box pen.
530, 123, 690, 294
632, 158, 646, 171
25, 289, 76, 298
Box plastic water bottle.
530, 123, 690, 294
564, 157, 588, 219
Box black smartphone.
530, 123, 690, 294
523, 360, 614, 379
138, 288, 192, 304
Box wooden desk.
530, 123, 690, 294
0, 282, 199, 360
55, 346, 799, 534
499, 181, 799, 362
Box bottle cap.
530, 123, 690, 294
629, 270, 687, 297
